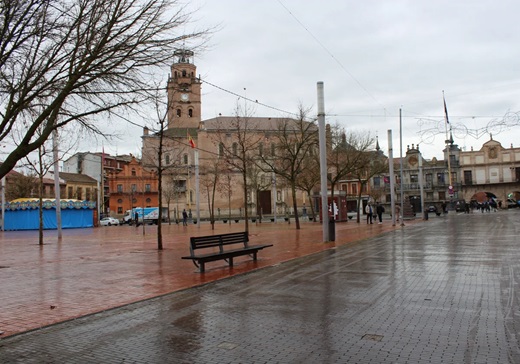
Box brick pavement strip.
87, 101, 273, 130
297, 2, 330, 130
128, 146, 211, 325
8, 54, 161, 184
0, 218, 395, 339
1, 211, 520, 363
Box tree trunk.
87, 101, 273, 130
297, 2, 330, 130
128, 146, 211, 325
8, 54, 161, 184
307, 191, 317, 222
242, 171, 249, 233
291, 182, 300, 229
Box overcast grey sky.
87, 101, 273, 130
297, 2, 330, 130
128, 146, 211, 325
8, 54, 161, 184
100, 0, 520, 160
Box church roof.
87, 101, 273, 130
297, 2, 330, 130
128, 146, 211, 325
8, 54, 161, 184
201, 116, 312, 132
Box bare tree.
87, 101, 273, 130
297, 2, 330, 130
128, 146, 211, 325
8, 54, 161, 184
199, 160, 222, 229
23, 127, 77, 245
217, 167, 234, 224
352, 148, 388, 223
0, 0, 210, 178
163, 171, 183, 224
5, 173, 37, 201
257, 106, 318, 229
294, 153, 321, 222
214, 105, 263, 233
327, 126, 373, 215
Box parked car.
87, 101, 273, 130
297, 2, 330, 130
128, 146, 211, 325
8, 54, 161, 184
507, 198, 520, 209
427, 205, 441, 216
100, 217, 120, 226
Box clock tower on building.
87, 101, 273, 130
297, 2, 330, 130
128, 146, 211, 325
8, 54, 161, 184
167, 49, 201, 129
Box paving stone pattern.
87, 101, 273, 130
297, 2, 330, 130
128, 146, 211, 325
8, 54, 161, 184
1, 211, 520, 363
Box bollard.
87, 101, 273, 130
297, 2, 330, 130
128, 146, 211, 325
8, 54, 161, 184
328, 218, 336, 241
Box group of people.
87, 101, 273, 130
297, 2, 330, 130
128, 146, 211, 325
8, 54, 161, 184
365, 202, 386, 224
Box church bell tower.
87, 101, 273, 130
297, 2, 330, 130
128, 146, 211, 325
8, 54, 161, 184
167, 49, 201, 129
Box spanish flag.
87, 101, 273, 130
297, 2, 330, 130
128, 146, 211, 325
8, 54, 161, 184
188, 133, 196, 148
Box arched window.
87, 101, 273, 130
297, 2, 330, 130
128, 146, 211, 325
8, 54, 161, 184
271, 143, 276, 156
258, 142, 264, 156
232, 142, 238, 156
183, 154, 188, 165
182, 70, 186, 77
131, 169, 136, 176
146, 198, 151, 203
176, 109, 181, 117
218, 143, 224, 157
165, 154, 170, 165
117, 199, 123, 204
188, 109, 193, 117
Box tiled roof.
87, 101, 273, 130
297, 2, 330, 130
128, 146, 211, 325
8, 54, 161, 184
58, 172, 98, 184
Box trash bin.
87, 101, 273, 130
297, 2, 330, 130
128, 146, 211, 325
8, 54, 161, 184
328, 218, 336, 241
424, 210, 429, 220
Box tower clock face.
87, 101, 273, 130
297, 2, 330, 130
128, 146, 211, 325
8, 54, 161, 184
181, 93, 189, 101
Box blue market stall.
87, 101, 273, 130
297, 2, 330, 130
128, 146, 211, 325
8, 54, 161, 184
4, 199, 96, 230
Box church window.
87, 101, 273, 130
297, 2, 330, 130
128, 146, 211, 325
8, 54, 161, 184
176, 109, 181, 117
188, 109, 193, 117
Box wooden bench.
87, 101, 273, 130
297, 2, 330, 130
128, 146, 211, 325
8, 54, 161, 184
181, 231, 273, 273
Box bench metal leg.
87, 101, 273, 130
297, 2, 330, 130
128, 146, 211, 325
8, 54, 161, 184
228, 257, 233, 267
191, 260, 200, 270
199, 262, 205, 273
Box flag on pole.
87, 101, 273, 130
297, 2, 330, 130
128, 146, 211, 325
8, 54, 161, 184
443, 95, 450, 124
188, 133, 196, 148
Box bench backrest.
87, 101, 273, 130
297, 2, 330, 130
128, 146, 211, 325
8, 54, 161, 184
189, 232, 249, 255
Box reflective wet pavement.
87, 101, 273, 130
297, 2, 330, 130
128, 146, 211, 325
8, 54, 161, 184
1, 211, 520, 363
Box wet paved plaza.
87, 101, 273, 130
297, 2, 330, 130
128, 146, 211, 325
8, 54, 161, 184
1, 210, 520, 363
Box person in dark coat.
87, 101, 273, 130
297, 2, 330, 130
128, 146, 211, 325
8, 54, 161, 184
182, 209, 188, 226
376, 202, 384, 224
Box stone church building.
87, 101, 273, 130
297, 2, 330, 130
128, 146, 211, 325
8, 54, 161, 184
141, 50, 309, 221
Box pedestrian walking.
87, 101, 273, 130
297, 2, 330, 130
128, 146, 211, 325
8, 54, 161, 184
134, 211, 139, 227
395, 204, 401, 222
376, 202, 384, 224
365, 203, 373, 224
182, 209, 188, 226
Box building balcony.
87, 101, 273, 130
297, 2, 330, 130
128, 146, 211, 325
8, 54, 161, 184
380, 182, 462, 192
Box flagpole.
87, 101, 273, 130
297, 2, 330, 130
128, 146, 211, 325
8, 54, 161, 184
443, 91, 453, 194
387, 129, 396, 226
195, 149, 200, 228
399, 108, 404, 226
